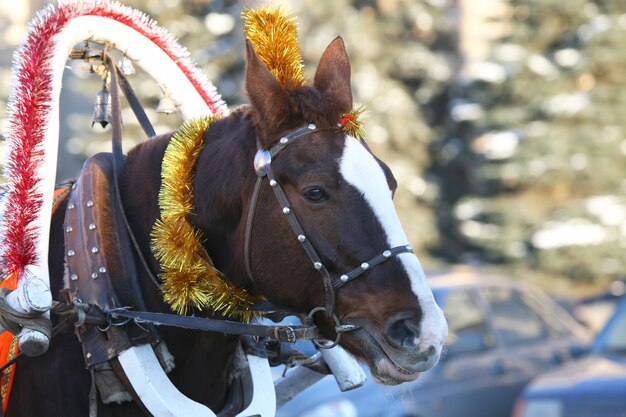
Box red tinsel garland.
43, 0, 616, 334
1, 0, 228, 286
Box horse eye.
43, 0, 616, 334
303, 187, 328, 203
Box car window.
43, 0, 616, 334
483, 287, 547, 346
522, 292, 573, 337
444, 289, 491, 356
599, 305, 626, 355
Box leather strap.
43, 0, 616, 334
108, 56, 162, 295
114, 65, 156, 138
332, 245, 414, 289
106, 309, 319, 344
244, 176, 263, 284
265, 167, 335, 314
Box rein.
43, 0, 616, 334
244, 124, 414, 347
105, 309, 317, 343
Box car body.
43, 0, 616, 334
514, 294, 626, 417
276, 270, 591, 417
570, 280, 625, 332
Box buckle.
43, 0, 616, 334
275, 326, 297, 344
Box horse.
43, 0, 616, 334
2, 10, 447, 417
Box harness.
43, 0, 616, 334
61, 54, 414, 348
244, 124, 414, 347
0, 52, 405, 414
67, 56, 410, 350
63, 57, 321, 344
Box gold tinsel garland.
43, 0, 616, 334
243, 5, 366, 140
242, 5, 307, 89
151, 6, 366, 320
151, 116, 258, 320
341, 106, 366, 142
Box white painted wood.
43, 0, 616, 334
0, 274, 52, 356
320, 346, 367, 392
118, 344, 277, 417
236, 354, 276, 417
275, 365, 326, 408
11, 275, 52, 313
118, 344, 217, 417
275, 348, 366, 406
30, 13, 223, 318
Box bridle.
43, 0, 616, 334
244, 123, 414, 347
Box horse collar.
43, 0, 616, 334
245, 124, 414, 345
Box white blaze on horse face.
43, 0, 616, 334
339, 136, 448, 354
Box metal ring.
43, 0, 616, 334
97, 318, 111, 332
308, 307, 342, 349
109, 314, 131, 327
75, 309, 86, 327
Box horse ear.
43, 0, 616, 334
313, 36, 353, 113
245, 40, 292, 145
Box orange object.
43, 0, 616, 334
0, 184, 72, 412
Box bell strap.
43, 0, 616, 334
107, 55, 159, 308
113, 64, 156, 138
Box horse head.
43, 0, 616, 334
243, 37, 448, 385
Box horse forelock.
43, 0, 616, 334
291, 86, 350, 128
244, 86, 351, 150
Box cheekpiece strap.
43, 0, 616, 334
248, 123, 336, 314
265, 168, 336, 314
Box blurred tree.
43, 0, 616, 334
1, 0, 457, 264
429, 0, 626, 285
296, 0, 457, 261
6, 0, 625, 288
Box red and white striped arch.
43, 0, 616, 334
1, 0, 229, 289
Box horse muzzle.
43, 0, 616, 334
342, 311, 446, 385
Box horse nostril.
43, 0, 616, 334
386, 314, 421, 349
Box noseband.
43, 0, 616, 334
244, 124, 413, 345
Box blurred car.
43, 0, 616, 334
513, 294, 626, 417
570, 280, 626, 332
276, 270, 591, 417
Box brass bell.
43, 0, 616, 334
156, 94, 176, 114
92, 86, 111, 128
84, 48, 103, 63
118, 57, 135, 75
